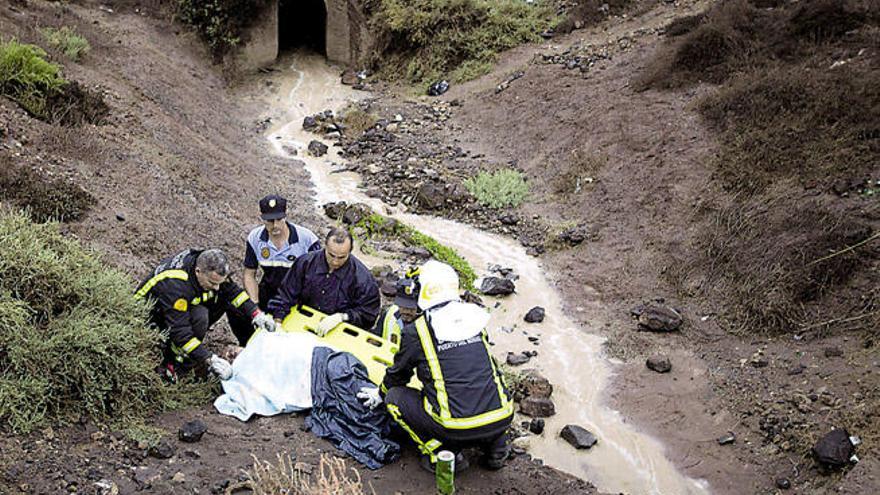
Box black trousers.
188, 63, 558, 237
384, 386, 511, 459
161, 304, 254, 372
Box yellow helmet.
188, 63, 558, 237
416, 260, 460, 310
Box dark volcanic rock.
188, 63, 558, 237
416, 183, 446, 210
178, 419, 207, 443
302, 116, 318, 130
322, 201, 347, 221
499, 213, 519, 225
480, 277, 516, 296
506, 352, 530, 366
520, 370, 553, 399
524, 306, 545, 323
341, 203, 371, 225
307, 140, 328, 157
560, 425, 597, 449
776, 478, 791, 490
520, 397, 556, 418
632, 301, 683, 332
557, 225, 587, 246
812, 429, 854, 468
427, 80, 449, 96
529, 418, 545, 434
148, 441, 175, 459
461, 290, 484, 306
646, 355, 672, 373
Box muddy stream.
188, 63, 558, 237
246, 51, 710, 495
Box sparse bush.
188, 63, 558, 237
0, 210, 212, 434
465, 169, 529, 209
371, 0, 556, 84
40, 26, 91, 61
176, 0, 271, 59
0, 39, 67, 118
340, 107, 378, 137
233, 453, 368, 495
0, 155, 95, 222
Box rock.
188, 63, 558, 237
302, 116, 318, 130
524, 306, 545, 323
520, 397, 556, 417
560, 425, 597, 449
506, 352, 530, 366
178, 419, 207, 443
322, 201, 347, 221
824, 347, 843, 358
812, 428, 854, 468
717, 432, 736, 445
147, 441, 175, 459
527, 336, 539, 342
461, 291, 484, 306
776, 478, 791, 489
171, 472, 186, 484
416, 183, 447, 210
479, 277, 516, 296
498, 213, 519, 225
340, 69, 358, 85
211, 480, 230, 494
427, 80, 449, 96
632, 301, 683, 332
308, 140, 328, 157
115, 213, 125, 222
557, 225, 587, 246
342, 203, 371, 225
529, 418, 545, 435
520, 370, 553, 399
94, 479, 118, 495
646, 355, 672, 373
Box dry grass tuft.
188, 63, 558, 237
232, 453, 370, 495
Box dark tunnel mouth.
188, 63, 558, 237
278, 0, 327, 55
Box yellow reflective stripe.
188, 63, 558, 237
415, 318, 450, 420
181, 337, 201, 354
482, 331, 512, 407
134, 269, 188, 299
231, 291, 249, 308
383, 305, 401, 342
387, 403, 441, 459
424, 396, 514, 429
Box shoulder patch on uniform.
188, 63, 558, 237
173, 298, 188, 312
261, 247, 270, 258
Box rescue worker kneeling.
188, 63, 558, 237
357, 260, 513, 472
135, 248, 276, 382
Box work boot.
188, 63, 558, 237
418, 452, 469, 474
481, 432, 510, 470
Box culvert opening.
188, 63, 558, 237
279, 0, 326, 54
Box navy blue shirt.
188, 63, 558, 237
267, 249, 380, 330
244, 222, 320, 303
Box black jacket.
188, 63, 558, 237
135, 249, 256, 361
267, 249, 380, 330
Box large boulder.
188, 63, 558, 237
632, 300, 683, 332
560, 425, 597, 449
520, 397, 556, 418
480, 277, 516, 296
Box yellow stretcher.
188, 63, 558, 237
280, 305, 399, 385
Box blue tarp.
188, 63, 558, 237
305, 347, 400, 469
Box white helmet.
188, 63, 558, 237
416, 260, 460, 310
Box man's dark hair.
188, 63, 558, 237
326, 227, 353, 246
196, 249, 230, 276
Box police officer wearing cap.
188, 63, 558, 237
373, 273, 421, 343
235, 194, 320, 345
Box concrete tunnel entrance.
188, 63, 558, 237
278, 0, 326, 55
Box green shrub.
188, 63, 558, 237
0, 39, 67, 118
464, 169, 529, 209
40, 27, 91, 61
0, 210, 212, 434
371, 0, 556, 84
177, 0, 270, 58
356, 213, 477, 291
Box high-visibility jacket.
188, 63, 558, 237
375, 304, 403, 344
381, 312, 513, 430
135, 249, 256, 362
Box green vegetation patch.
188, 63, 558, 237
176, 0, 271, 59
464, 169, 529, 209
40, 27, 91, 61
357, 213, 477, 291
0, 39, 67, 119
0, 210, 212, 434
371, 0, 557, 84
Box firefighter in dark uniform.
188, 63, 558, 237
357, 260, 514, 472
135, 248, 276, 381
267, 227, 380, 335
233, 194, 320, 345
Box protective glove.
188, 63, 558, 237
252, 310, 277, 332
316, 312, 347, 337
208, 354, 233, 380
357, 386, 383, 410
